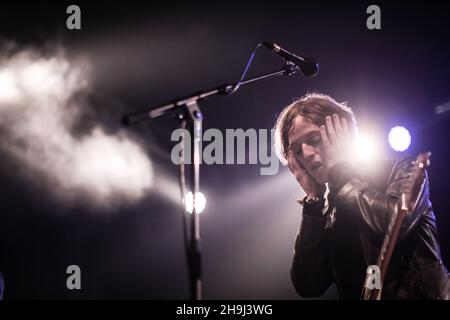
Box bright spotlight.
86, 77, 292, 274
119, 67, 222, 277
388, 126, 411, 152
355, 134, 378, 163
184, 192, 206, 214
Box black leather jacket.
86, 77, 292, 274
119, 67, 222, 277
291, 156, 450, 299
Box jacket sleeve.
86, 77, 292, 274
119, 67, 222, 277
290, 200, 333, 297
328, 156, 430, 241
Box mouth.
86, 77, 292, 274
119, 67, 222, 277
310, 161, 322, 171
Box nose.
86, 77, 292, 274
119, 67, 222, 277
301, 143, 317, 163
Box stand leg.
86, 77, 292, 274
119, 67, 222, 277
187, 103, 203, 300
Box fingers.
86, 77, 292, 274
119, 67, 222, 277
287, 149, 323, 194
323, 114, 349, 146
320, 124, 330, 149
325, 116, 337, 145
341, 117, 348, 133
287, 150, 304, 173
287, 149, 307, 182
332, 114, 343, 137
286, 149, 297, 172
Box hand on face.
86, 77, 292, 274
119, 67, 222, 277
319, 114, 355, 170
287, 149, 326, 198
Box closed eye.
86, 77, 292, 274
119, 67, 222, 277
290, 132, 321, 157
309, 135, 321, 145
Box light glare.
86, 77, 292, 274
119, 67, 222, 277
388, 126, 411, 152
355, 134, 378, 163
184, 191, 206, 214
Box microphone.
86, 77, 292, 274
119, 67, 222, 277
262, 42, 319, 77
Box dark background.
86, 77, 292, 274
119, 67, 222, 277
0, 0, 449, 299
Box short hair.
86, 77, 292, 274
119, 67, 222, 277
274, 93, 357, 165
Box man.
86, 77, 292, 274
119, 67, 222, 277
274, 93, 449, 299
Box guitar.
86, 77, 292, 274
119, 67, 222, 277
362, 152, 431, 300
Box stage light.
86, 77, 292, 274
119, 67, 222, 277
184, 191, 206, 214
388, 126, 411, 152
355, 134, 378, 163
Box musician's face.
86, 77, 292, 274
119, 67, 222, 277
288, 115, 328, 184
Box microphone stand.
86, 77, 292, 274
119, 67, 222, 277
124, 62, 298, 300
